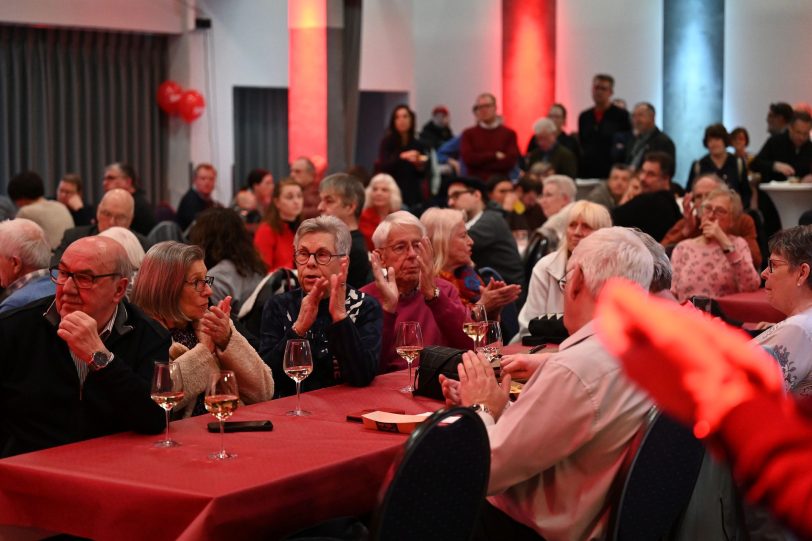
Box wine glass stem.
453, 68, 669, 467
295, 380, 302, 413
219, 419, 225, 457
164, 409, 171, 442
407, 360, 413, 389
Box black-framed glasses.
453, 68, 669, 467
448, 189, 474, 200
49, 267, 121, 289
379, 240, 423, 256
184, 276, 215, 292
768, 258, 789, 274
294, 249, 346, 266
701, 204, 729, 217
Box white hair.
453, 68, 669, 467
98, 227, 145, 270
0, 218, 50, 270
568, 227, 653, 297
631, 229, 672, 293
533, 117, 557, 136
371, 210, 426, 249
294, 215, 352, 255
543, 175, 577, 201
364, 173, 403, 211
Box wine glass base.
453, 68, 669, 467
209, 451, 237, 460
286, 409, 311, 416
154, 439, 181, 448
400, 385, 414, 393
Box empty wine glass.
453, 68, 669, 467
476, 321, 503, 364
151, 361, 185, 447
284, 339, 314, 416
396, 321, 423, 393
463, 304, 488, 348
205, 370, 239, 460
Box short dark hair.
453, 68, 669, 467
486, 175, 512, 194
769, 225, 812, 288
194, 163, 216, 178
61, 173, 83, 194
642, 151, 675, 179
245, 168, 270, 190
636, 102, 656, 116
109, 162, 138, 188
594, 74, 615, 87
791, 111, 812, 126
703, 123, 730, 147
730, 127, 750, 146
610, 163, 633, 175
550, 103, 567, 119
770, 102, 794, 123
320, 173, 366, 219
8, 171, 45, 202
517, 176, 542, 195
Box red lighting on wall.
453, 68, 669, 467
288, 0, 328, 164
502, 0, 556, 152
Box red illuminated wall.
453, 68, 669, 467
288, 0, 328, 164
502, 0, 556, 151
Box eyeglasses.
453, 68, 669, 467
184, 276, 215, 292
50, 267, 121, 288
448, 189, 474, 200
558, 267, 576, 291
701, 204, 729, 217
380, 240, 423, 256
294, 249, 346, 266
768, 258, 790, 273
103, 174, 123, 181
473, 103, 495, 111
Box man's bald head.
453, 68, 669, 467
97, 188, 135, 232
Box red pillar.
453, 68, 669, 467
288, 1, 328, 165
502, 0, 556, 151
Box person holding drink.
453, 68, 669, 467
131, 242, 274, 418
260, 216, 382, 398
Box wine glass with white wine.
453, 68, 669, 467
151, 361, 185, 447
476, 321, 503, 365
284, 339, 314, 416
205, 370, 239, 460
463, 304, 487, 349
396, 321, 423, 393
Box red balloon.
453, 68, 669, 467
177, 90, 206, 123
156, 80, 183, 115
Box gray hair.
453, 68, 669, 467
543, 175, 577, 201
320, 173, 366, 219
692, 173, 724, 192
372, 210, 426, 249
768, 225, 812, 289
131, 241, 203, 324
533, 117, 557, 136
364, 173, 403, 211
568, 227, 653, 297
0, 218, 50, 270
98, 227, 145, 271
631, 229, 672, 292
294, 215, 351, 256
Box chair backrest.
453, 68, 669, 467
606, 411, 706, 541
370, 407, 490, 541
146, 220, 186, 245
238, 268, 299, 338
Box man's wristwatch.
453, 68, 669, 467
424, 286, 440, 304
89, 351, 114, 372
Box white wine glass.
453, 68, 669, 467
151, 361, 185, 448
463, 304, 488, 349
476, 321, 503, 364
284, 339, 314, 416
205, 370, 239, 460
396, 321, 423, 393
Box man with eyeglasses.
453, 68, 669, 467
661, 173, 762, 267
101, 162, 156, 236
260, 216, 381, 396
0, 236, 168, 458
460, 93, 520, 181
51, 188, 152, 266
361, 211, 473, 373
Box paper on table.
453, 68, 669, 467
361, 411, 459, 434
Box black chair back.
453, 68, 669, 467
370, 407, 490, 541
606, 411, 706, 541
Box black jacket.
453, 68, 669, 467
612, 190, 682, 242
752, 131, 812, 181
578, 105, 631, 179
0, 297, 169, 457
51, 224, 151, 267
468, 209, 525, 287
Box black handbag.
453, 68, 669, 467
413, 345, 465, 400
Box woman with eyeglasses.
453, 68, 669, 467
751, 225, 812, 394
253, 177, 303, 272
131, 241, 274, 417
258, 216, 382, 397
670, 188, 760, 303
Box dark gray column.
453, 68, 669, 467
663, 0, 724, 185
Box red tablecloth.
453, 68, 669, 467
0, 371, 442, 541
714, 289, 785, 324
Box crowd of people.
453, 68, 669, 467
3, 72, 812, 539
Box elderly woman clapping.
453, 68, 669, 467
131, 241, 274, 417
420, 207, 520, 317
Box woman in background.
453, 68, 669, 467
253, 178, 303, 271
359, 173, 402, 250
375, 104, 427, 208
687, 123, 750, 208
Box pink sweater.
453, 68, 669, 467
360, 278, 475, 373
670, 236, 760, 303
